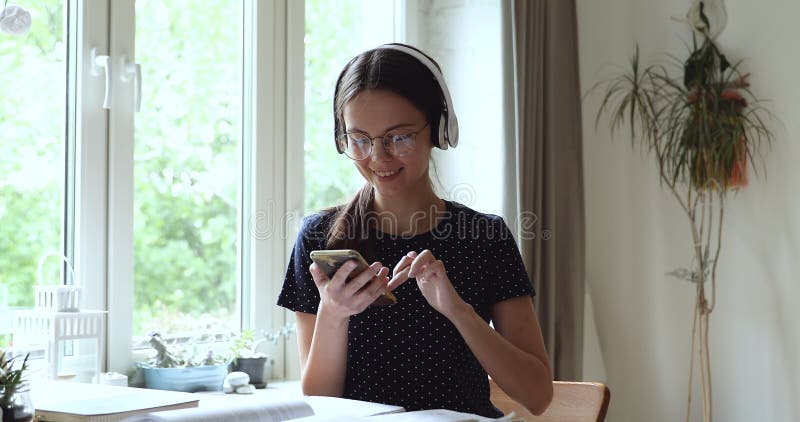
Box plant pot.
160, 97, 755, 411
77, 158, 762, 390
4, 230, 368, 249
139, 363, 229, 392
229, 356, 267, 389
727, 137, 748, 188
1, 384, 34, 422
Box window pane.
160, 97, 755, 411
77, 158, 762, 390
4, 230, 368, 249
133, 0, 242, 338
304, 0, 395, 213
0, 0, 67, 333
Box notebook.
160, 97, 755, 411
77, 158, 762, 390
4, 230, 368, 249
32, 380, 200, 422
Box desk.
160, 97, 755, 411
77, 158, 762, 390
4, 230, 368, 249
31, 380, 505, 421
31, 380, 404, 422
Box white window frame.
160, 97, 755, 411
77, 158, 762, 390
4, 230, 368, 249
67, 0, 303, 375
242, 0, 305, 379
69, 0, 409, 379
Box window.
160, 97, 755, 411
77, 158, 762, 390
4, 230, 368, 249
304, 0, 397, 213
132, 0, 243, 339
2, 0, 405, 377
0, 0, 70, 346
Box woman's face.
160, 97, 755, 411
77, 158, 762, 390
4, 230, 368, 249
342, 89, 433, 200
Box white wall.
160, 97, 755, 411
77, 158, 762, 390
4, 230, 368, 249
578, 0, 800, 421
412, 0, 508, 218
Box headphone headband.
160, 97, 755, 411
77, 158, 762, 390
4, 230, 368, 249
333, 44, 459, 153
374, 44, 459, 150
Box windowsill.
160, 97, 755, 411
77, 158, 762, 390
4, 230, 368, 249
191, 379, 301, 407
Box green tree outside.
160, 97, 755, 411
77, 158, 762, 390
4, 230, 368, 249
0, 0, 65, 317
0, 0, 391, 347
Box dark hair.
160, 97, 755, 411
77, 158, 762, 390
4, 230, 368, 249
326, 44, 447, 259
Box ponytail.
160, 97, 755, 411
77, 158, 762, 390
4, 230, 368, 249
324, 183, 378, 262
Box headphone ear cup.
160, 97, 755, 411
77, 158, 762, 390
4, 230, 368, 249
438, 113, 449, 150
447, 113, 459, 148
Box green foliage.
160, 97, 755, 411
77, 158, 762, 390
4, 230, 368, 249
228, 324, 295, 363
131, 0, 242, 335
2, 0, 389, 339
0, 0, 64, 308
145, 332, 227, 368
304, 0, 375, 212
594, 35, 773, 192
0, 351, 30, 407
228, 329, 261, 364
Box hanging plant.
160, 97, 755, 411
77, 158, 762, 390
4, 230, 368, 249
592, 1, 774, 421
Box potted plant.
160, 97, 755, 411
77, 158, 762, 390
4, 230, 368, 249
228, 324, 296, 389
137, 332, 229, 392
228, 330, 268, 388
593, 2, 774, 421
0, 351, 33, 422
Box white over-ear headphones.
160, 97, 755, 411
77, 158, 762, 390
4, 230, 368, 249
375, 44, 459, 149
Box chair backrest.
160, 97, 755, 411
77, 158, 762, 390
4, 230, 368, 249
489, 379, 610, 422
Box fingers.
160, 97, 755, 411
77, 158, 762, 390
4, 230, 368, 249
308, 262, 329, 288
417, 260, 445, 282
408, 249, 435, 279
393, 257, 412, 277
387, 266, 411, 291
350, 267, 389, 309
310, 260, 389, 316
365, 268, 390, 298
393, 251, 418, 277
386, 250, 418, 291
343, 262, 385, 296
328, 260, 364, 286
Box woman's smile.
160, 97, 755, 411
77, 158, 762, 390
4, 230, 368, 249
372, 167, 403, 179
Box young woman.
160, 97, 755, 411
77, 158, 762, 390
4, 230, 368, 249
277, 44, 553, 417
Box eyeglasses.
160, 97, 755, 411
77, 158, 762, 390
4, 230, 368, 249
337, 123, 429, 160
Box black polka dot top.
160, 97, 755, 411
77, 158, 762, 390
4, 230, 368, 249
277, 200, 534, 418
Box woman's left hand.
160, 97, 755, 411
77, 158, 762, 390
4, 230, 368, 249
395, 249, 468, 318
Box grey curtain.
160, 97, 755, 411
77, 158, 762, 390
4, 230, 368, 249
510, 0, 586, 381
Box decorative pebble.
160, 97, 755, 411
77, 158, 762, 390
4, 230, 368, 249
235, 384, 256, 394
222, 381, 233, 394
225, 371, 250, 387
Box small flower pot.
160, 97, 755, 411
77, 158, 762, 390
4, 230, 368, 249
139, 363, 229, 392
229, 356, 268, 389
1, 383, 34, 422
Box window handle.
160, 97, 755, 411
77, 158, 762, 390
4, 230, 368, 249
91, 48, 112, 109
121, 56, 142, 112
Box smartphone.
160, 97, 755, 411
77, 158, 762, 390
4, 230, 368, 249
309, 249, 397, 307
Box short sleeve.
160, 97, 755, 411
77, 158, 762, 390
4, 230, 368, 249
276, 214, 328, 314
488, 217, 534, 303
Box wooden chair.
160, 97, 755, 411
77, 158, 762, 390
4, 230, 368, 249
489, 379, 610, 422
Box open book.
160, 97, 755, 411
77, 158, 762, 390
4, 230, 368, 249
119, 395, 405, 422
34, 380, 512, 422
118, 399, 314, 422
33, 381, 199, 422
121, 397, 516, 422
291, 408, 519, 422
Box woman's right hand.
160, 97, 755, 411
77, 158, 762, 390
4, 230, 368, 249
309, 260, 390, 318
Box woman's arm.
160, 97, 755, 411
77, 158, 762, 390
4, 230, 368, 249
295, 310, 349, 396
295, 260, 391, 397
448, 296, 553, 415
402, 250, 553, 415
